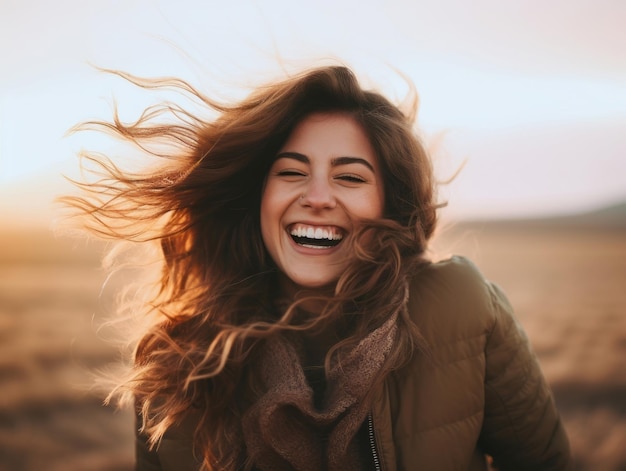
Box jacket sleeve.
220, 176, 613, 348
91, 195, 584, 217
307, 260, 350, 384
479, 281, 573, 470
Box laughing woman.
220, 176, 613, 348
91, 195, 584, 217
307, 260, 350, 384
65, 65, 572, 470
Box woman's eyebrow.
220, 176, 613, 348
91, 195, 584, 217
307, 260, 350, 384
331, 156, 375, 172
275, 152, 309, 163
274, 152, 375, 172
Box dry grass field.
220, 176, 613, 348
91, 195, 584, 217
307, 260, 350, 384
0, 221, 625, 470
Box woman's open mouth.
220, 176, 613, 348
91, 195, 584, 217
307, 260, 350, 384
289, 224, 344, 249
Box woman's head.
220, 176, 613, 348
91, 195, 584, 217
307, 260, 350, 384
64, 64, 437, 306
183, 66, 436, 287
63, 64, 437, 311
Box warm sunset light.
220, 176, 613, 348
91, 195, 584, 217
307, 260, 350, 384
1, 2, 625, 470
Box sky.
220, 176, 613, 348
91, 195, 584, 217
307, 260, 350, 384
1, 0, 625, 226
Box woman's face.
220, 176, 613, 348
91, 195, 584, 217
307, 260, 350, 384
261, 112, 385, 291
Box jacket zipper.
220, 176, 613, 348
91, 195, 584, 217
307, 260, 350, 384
367, 413, 382, 471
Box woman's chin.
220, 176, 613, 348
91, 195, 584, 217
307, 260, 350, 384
278, 272, 338, 298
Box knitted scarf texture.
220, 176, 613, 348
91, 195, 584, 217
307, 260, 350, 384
241, 312, 398, 471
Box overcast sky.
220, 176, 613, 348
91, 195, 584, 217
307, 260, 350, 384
1, 0, 625, 225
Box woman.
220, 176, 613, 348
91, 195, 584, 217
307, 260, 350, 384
65, 65, 572, 470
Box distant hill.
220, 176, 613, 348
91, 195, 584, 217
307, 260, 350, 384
456, 201, 626, 231
1, 200, 624, 265
564, 201, 626, 230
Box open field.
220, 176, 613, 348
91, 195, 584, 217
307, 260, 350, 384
1, 222, 625, 470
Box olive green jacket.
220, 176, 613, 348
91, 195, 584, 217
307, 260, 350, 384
136, 256, 572, 470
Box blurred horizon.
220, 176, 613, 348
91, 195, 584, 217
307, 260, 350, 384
1, 164, 625, 231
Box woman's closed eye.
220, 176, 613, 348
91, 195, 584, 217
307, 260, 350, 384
276, 169, 307, 178
335, 173, 367, 184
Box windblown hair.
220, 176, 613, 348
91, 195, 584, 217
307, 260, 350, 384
63, 65, 438, 469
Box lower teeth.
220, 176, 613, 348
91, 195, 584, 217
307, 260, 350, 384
301, 243, 331, 249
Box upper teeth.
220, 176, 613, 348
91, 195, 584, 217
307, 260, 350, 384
290, 226, 343, 240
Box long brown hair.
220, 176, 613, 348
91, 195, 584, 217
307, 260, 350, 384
62, 64, 438, 469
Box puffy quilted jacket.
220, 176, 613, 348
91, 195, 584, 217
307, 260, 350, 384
369, 256, 572, 470
135, 256, 572, 470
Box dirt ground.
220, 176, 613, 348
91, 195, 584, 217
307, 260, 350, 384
0, 223, 624, 470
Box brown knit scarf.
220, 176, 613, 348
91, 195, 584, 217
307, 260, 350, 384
241, 312, 399, 471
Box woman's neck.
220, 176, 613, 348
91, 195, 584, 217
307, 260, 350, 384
276, 274, 336, 313
274, 274, 353, 367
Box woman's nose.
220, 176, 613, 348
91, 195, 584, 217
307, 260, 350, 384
299, 178, 337, 209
